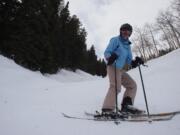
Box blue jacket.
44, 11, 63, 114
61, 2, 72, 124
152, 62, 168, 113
104, 35, 133, 69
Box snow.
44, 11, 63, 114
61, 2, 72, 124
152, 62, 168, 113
45, 69, 99, 83
0, 49, 180, 135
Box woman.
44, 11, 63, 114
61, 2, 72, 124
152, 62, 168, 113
102, 23, 144, 114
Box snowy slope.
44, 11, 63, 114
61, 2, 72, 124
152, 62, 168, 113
0, 49, 180, 135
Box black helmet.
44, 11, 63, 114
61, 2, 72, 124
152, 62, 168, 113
120, 23, 133, 33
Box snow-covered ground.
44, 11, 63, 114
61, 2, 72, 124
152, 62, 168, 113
0, 49, 180, 135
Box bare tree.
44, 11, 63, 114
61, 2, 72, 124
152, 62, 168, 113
144, 24, 159, 56
131, 39, 144, 57
156, 23, 175, 50
134, 28, 147, 61
131, 0, 180, 61
132, 27, 156, 61
157, 10, 180, 48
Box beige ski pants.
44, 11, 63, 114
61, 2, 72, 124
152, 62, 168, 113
102, 65, 137, 110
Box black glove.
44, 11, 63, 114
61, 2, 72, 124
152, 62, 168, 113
107, 53, 118, 65
131, 60, 138, 68
131, 57, 144, 68
135, 56, 144, 65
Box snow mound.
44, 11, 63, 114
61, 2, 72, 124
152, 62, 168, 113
0, 55, 99, 83
46, 69, 100, 83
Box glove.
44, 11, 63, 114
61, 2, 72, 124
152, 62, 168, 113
131, 60, 138, 68
107, 53, 118, 65
135, 56, 144, 65
131, 57, 144, 68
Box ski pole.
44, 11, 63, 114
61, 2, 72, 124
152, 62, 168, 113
114, 61, 118, 114
138, 65, 151, 121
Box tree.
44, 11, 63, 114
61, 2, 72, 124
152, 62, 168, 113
0, 0, 21, 57
144, 24, 159, 56
0, 0, 106, 76
85, 45, 97, 75
157, 10, 180, 48
0, 0, 64, 73
131, 0, 180, 61
170, 0, 180, 36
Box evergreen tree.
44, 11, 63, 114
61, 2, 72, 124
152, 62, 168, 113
0, 0, 21, 57
65, 15, 87, 70
0, 0, 63, 73
58, 1, 71, 68
0, 0, 106, 76
85, 45, 97, 75
95, 59, 107, 77
58, 2, 87, 71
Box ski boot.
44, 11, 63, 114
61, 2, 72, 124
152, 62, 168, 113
121, 97, 145, 115
101, 108, 125, 119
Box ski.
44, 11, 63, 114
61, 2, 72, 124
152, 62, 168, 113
62, 110, 180, 123
85, 110, 180, 122
62, 112, 170, 123
85, 110, 180, 117
62, 113, 123, 123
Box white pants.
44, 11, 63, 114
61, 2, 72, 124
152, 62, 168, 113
102, 66, 137, 109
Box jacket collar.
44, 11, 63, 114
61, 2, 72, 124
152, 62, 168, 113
119, 35, 131, 45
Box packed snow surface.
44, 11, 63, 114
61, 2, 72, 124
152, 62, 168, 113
0, 49, 180, 135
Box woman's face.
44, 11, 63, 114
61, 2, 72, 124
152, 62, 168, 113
120, 29, 131, 39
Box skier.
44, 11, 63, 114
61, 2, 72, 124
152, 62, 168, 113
102, 23, 144, 114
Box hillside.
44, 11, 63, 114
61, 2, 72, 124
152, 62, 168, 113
0, 49, 180, 135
